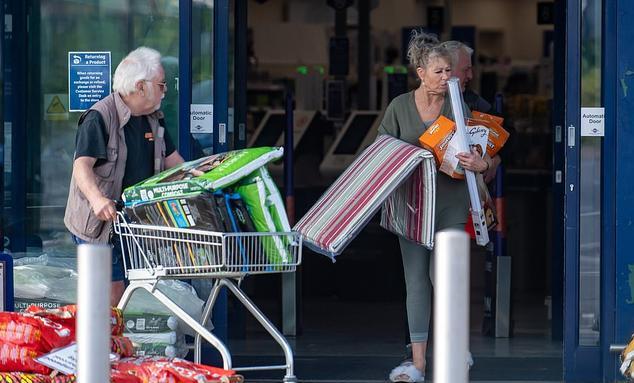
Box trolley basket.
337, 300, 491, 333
113, 212, 302, 382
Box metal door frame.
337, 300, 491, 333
563, 0, 600, 380
563, 0, 618, 381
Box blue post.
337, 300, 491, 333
178, 0, 193, 160
482, 93, 509, 337
208, 0, 230, 366
3, 0, 27, 252
493, 93, 507, 260
284, 86, 295, 223
282, 85, 299, 336
0, 253, 14, 312
213, 0, 229, 154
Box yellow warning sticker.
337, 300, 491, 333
47, 95, 66, 113
44, 93, 69, 121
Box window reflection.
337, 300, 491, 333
579, 0, 602, 346
19, 0, 180, 254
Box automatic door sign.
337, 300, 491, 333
68, 51, 111, 112
190, 104, 214, 133
581, 107, 605, 137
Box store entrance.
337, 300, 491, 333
233, 0, 566, 381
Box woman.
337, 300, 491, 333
379, 31, 491, 382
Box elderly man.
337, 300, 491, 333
442, 40, 502, 183
65, 47, 184, 305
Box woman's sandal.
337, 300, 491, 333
389, 361, 425, 382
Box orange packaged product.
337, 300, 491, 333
472, 110, 503, 125
418, 115, 456, 166
469, 111, 509, 157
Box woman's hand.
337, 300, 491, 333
456, 147, 489, 173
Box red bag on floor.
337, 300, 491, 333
111, 336, 135, 358
0, 372, 51, 383
112, 357, 243, 383
0, 312, 73, 352
0, 342, 51, 374
50, 377, 72, 383
26, 305, 125, 336
49, 372, 138, 383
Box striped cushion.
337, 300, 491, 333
293, 135, 436, 258
380, 158, 436, 249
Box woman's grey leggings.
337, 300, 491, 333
400, 224, 465, 343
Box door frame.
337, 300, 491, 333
601, 0, 617, 380
563, 0, 618, 381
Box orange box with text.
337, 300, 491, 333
418, 115, 456, 166
469, 111, 509, 157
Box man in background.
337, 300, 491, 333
442, 40, 502, 182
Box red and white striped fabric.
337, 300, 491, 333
380, 159, 436, 249
293, 135, 436, 258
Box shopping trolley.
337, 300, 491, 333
113, 211, 303, 382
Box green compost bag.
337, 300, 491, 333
236, 167, 292, 266
122, 146, 284, 205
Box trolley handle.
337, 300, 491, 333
115, 207, 157, 276
114, 199, 125, 212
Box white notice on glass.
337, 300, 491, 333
190, 104, 213, 134
581, 107, 605, 137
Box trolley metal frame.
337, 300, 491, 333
114, 212, 302, 382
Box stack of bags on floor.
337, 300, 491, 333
123, 280, 205, 358
122, 146, 293, 267
0, 304, 242, 383
12, 254, 78, 312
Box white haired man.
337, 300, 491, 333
64, 47, 184, 305
442, 40, 502, 183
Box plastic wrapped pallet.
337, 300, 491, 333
126, 331, 188, 358
294, 135, 436, 258
124, 280, 205, 337
124, 313, 178, 333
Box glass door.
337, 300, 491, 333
3, 0, 180, 254
563, 0, 612, 380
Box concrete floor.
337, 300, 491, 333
224, 297, 562, 382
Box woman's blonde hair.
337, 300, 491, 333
406, 30, 451, 70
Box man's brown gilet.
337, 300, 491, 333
64, 93, 166, 243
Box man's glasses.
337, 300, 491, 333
144, 80, 168, 92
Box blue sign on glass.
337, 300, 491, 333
68, 51, 111, 112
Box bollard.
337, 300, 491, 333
434, 230, 470, 383
77, 244, 112, 383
